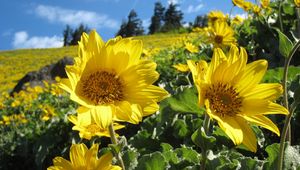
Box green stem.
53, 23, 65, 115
109, 123, 126, 170
278, 0, 284, 31
200, 114, 211, 170
277, 40, 300, 170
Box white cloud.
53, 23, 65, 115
231, 13, 248, 19
12, 31, 63, 49
34, 5, 118, 29
186, 4, 204, 14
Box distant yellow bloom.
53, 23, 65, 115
207, 11, 228, 26
232, 0, 245, 8
184, 42, 199, 53
231, 15, 244, 26
173, 63, 190, 72
252, 5, 262, 15
241, 1, 254, 12
187, 45, 288, 152
294, 0, 300, 7
68, 108, 124, 140
11, 100, 21, 107
260, 0, 270, 8
41, 105, 56, 121
59, 30, 168, 129
48, 143, 121, 170
207, 21, 236, 48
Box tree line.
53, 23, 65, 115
62, 2, 208, 46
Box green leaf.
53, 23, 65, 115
160, 143, 179, 164
290, 74, 300, 105
174, 147, 200, 164
191, 127, 216, 150
166, 87, 204, 115
282, 1, 295, 15
276, 29, 293, 58
264, 143, 280, 170
123, 147, 139, 170
173, 119, 190, 138
136, 152, 167, 170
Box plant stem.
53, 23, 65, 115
200, 114, 211, 170
277, 40, 300, 170
109, 123, 126, 170
278, 0, 283, 31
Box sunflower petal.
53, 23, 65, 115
236, 116, 257, 152
70, 144, 87, 167
241, 114, 280, 136
217, 116, 243, 145
243, 83, 283, 101
92, 106, 114, 128
51, 157, 73, 170
234, 60, 268, 95
242, 98, 289, 115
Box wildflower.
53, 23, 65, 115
232, 0, 245, 8
68, 108, 124, 140
187, 45, 288, 152
173, 63, 190, 72
184, 42, 199, 53
207, 21, 237, 48
241, 1, 254, 12
48, 143, 121, 170
207, 11, 228, 26
59, 30, 168, 129
231, 15, 244, 26
252, 5, 262, 15
260, 0, 270, 9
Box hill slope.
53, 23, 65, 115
0, 33, 190, 93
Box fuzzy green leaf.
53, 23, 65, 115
276, 29, 293, 58
191, 127, 216, 150
166, 87, 204, 115
136, 152, 167, 170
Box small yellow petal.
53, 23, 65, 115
236, 116, 257, 152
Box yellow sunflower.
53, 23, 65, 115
207, 11, 228, 26
260, 0, 270, 9
232, 0, 245, 8
241, 1, 254, 12
68, 107, 124, 140
207, 21, 237, 49
184, 42, 199, 53
231, 15, 244, 26
173, 63, 190, 72
48, 143, 121, 170
187, 45, 288, 152
60, 30, 168, 129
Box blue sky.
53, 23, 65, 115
0, 0, 248, 50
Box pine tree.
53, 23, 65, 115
148, 2, 165, 34
116, 10, 144, 37
63, 25, 72, 46
193, 15, 208, 28
161, 3, 183, 32
70, 24, 90, 45
62, 24, 90, 46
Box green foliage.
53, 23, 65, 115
276, 29, 293, 58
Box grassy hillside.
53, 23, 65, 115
0, 33, 191, 93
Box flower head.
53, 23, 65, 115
260, 0, 270, 9
60, 30, 168, 129
188, 45, 288, 152
184, 42, 199, 53
207, 21, 237, 49
68, 107, 124, 140
173, 63, 190, 72
207, 11, 228, 26
48, 143, 121, 170
232, 0, 245, 8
